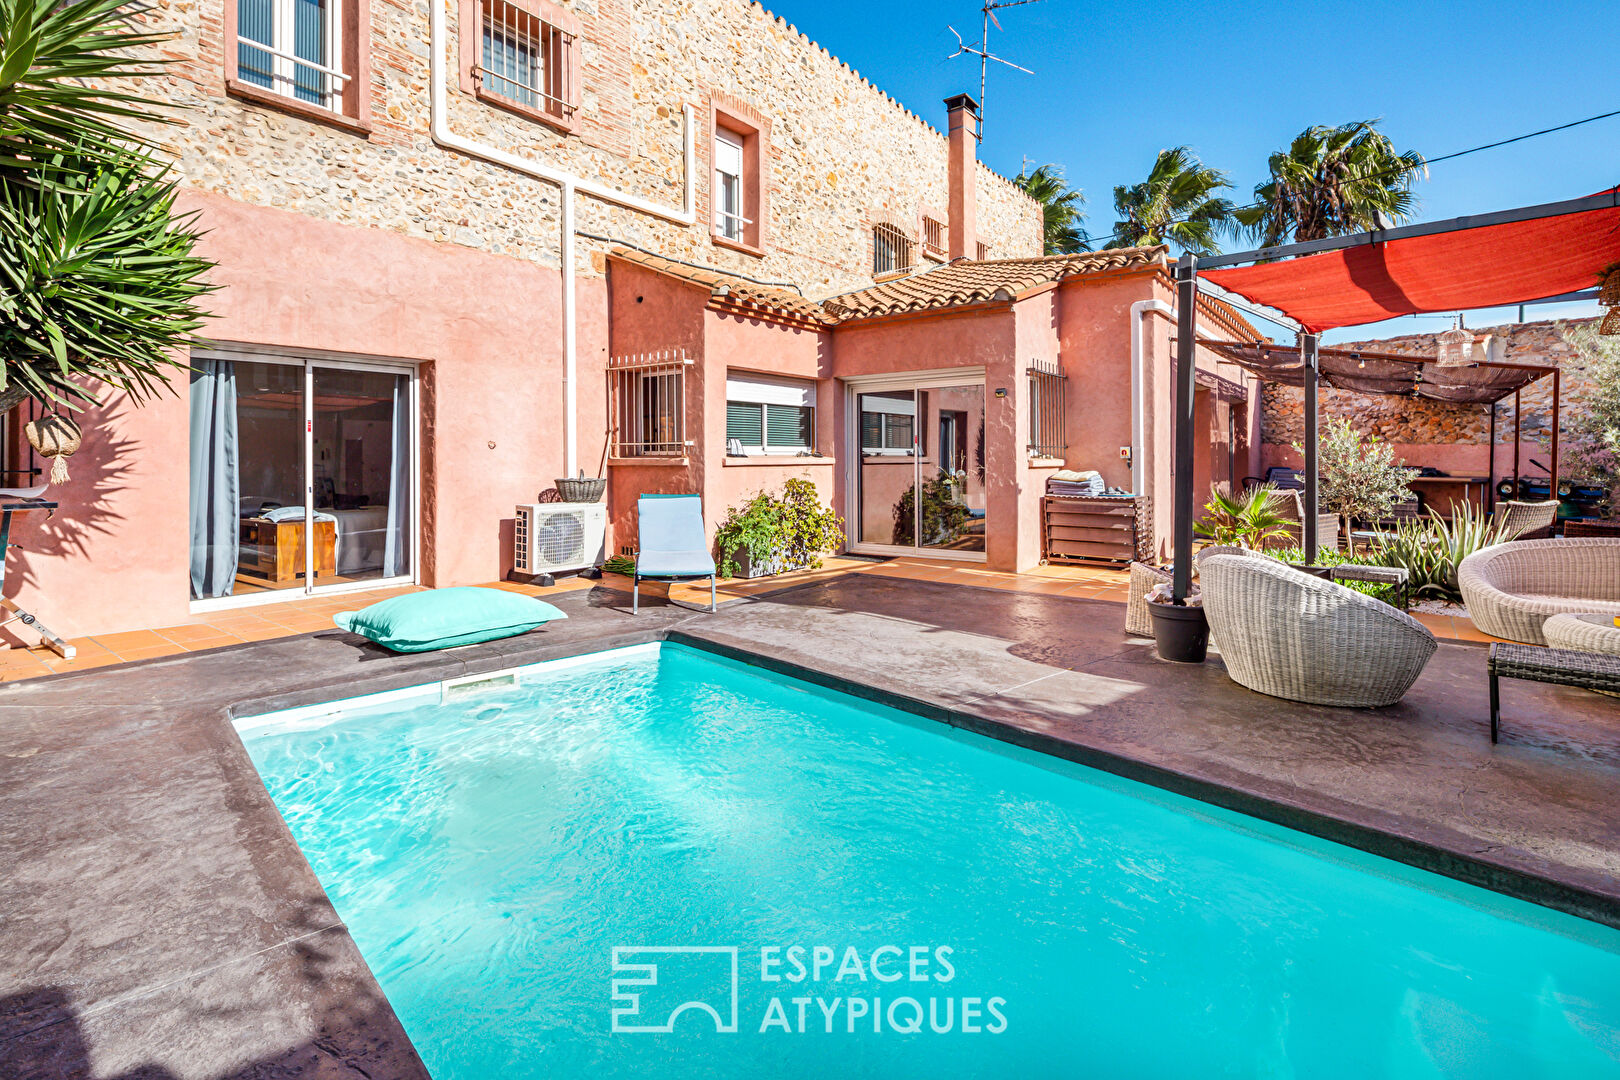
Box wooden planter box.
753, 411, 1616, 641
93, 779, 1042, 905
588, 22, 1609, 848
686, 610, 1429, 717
1041, 495, 1150, 567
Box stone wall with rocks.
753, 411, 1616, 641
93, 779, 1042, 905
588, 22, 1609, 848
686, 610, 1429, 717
1261, 318, 1597, 455
124, 0, 1042, 293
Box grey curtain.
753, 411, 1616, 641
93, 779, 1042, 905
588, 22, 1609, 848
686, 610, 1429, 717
189, 360, 240, 599
382, 374, 410, 577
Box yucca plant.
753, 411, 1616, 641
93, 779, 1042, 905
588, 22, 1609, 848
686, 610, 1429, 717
1196, 483, 1293, 549
0, 0, 213, 413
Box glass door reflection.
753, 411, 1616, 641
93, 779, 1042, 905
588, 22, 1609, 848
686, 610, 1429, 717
311, 366, 412, 585
917, 384, 986, 554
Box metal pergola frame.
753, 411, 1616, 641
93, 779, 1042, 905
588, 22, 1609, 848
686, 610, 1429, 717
1170, 190, 1617, 603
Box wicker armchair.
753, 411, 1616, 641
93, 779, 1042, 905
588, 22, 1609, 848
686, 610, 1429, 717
1458, 537, 1620, 644
1491, 500, 1558, 540
1125, 547, 1280, 637
1200, 555, 1437, 707
1267, 488, 1343, 553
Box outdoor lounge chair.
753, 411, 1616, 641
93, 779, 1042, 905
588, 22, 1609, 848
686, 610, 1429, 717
1491, 499, 1559, 540
1200, 554, 1436, 707
634, 494, 717, 614
1458, 537, 1620, 644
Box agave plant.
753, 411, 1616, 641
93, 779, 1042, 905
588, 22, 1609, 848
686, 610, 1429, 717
1373, 502, 1521, 603
1196, 483, 1294, 549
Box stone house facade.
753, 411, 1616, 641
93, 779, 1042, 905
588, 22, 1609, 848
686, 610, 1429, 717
4, 0, 1264, 648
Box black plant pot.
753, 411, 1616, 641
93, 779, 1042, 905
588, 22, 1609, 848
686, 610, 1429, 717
1148, 602, 1209, 664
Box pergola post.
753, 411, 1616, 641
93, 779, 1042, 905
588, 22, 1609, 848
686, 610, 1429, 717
1172, 253, 1199, 603
1550, 368, 1561, 498
1513, 388, 1522, 493
1301, 332, 1320, 563
1487, 401, 1497, 514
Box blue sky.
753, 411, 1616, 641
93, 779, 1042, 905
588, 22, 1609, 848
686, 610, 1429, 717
765, 0, 1618, 341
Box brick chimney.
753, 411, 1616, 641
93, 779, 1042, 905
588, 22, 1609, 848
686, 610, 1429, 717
945, 93, 979, 260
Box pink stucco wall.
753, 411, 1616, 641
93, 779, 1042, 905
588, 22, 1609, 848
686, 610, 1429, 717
830, 306, 1028, 569
6, 189, 606, 641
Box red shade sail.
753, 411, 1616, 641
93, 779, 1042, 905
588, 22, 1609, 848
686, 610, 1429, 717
1204, 189, 1620, 332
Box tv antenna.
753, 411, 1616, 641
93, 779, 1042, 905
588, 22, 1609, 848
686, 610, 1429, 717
947, 0, 1044, 142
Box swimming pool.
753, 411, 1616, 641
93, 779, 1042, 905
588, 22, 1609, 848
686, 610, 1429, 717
237, 642, 1620, 1079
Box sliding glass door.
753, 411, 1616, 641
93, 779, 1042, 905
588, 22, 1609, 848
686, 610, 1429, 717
851, 376, 986, 559
189, 350, 416, 606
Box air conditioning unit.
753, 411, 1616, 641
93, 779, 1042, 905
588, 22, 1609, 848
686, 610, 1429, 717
514, 503, 607, 577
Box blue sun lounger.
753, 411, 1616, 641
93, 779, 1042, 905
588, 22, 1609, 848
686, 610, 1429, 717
634, 494, 717, 613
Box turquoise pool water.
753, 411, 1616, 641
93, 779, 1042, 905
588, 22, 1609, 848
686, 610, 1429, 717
238, 643, 1620, 1079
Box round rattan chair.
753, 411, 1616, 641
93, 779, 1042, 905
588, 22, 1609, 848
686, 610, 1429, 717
1458, 537, 1620, 645
1200, 555, 1437, 707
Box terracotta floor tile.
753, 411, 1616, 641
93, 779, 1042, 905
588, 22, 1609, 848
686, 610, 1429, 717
109, 644, 186, 663
41, 653, 119, 675
89, 629, 170, 652
175, 634, 247, 652
154, 623, 237, 645
0, 660, 52, 681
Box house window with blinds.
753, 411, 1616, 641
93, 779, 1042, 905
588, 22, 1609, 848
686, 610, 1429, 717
724, 374, 815, 456
473, 0, 579, 128
235, 0, 347, 111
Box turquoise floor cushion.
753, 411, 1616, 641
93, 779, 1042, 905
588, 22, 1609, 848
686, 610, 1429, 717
334, 587, 567, 652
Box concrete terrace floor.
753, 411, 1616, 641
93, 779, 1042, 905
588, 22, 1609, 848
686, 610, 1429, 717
1, 569, 1615, 1076
0, 555, 1498, 680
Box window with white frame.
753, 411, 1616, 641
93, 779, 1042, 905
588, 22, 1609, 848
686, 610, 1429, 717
236, 0, 347, 110
872, 223, 914, 276
725, 373, 814, 455
859, 397, 922, 456
476, 0, 578, 125
714, 129, 747, 242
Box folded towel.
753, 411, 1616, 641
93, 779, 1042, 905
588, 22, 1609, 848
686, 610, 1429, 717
261, 505, 338, 525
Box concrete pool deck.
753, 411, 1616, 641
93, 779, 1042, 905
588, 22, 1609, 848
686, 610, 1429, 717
2, 576, 1617, 1077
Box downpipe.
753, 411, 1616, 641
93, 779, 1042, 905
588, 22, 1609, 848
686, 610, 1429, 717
427, 0, 696, 475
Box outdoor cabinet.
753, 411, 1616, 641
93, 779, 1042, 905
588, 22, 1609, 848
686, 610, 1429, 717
1041, 494, 1151, 566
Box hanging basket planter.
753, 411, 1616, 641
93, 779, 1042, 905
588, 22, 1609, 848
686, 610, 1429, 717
25, 415, 82, 484
1600, 262, 1620, 336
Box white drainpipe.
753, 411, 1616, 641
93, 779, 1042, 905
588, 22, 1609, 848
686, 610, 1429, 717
1129, 299, 1172, 496
428, 0, 696, 475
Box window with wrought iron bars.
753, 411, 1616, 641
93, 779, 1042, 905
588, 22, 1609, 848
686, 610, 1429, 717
1027, 358, 1067, 459
236, 0, 348, 111
478, 0, 577, 123
921, 216, 946, 257
976, 241, 991, 261
872, 223, 914, 276
610, 351, 691, 458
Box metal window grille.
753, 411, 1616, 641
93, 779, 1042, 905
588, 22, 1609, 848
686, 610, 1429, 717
1028, 358, 1067, 458
610, 350, 691, 457
873, 224, 914, 276
237, 0, 348, 110
976, 241, 991, 260
921, 216, 946, 254
478, 0, 577, 120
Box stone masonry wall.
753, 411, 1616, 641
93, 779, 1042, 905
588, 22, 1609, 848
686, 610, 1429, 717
1261, 318, 1598, 452
124, 0, 1043, 294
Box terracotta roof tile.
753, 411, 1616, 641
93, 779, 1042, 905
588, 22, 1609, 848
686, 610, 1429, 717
820, 246, 1168, 320
607, 247, 834, 325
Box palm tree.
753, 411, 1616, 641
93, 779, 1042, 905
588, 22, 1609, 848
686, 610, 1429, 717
1108, 147, 1235, 256
1234, 121, 1426, 247
1012, 163, 1088, 255
0, 0, 214, 413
